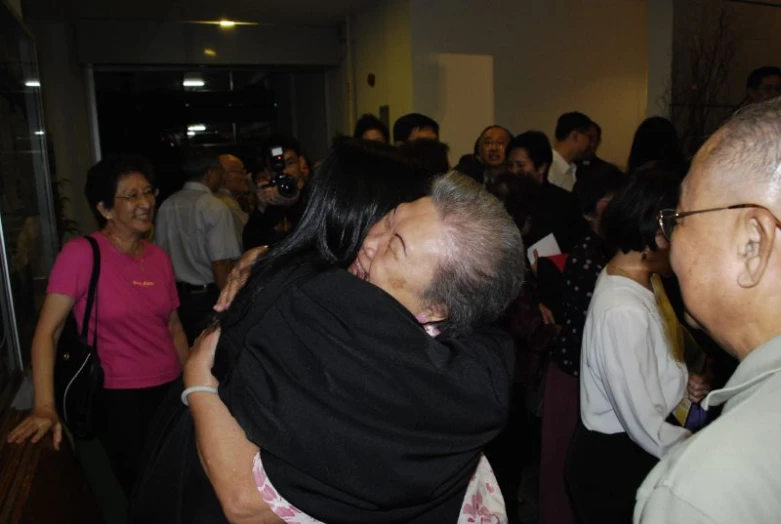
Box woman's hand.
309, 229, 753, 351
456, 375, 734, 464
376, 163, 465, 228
213, 246, 269, 312
539, 303, 555, 325
6, 406, 63, 450
531, 249, 540, 276
687, 372, 712, 404
184, 329, 221, 390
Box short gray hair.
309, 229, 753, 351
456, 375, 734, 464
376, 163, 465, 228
424, 171, 524, 336
702, 97, 781, 193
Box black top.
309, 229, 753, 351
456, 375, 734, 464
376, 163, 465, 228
551, 233, 612, 377
454, 154, 486, 185
242, 201, 303, 250
525, 182, 589, 254
133, 265, 515, 523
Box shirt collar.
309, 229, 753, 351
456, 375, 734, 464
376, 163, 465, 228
184, 181, 212, 193
703, 335, 781, 411
552, 149, 573, 169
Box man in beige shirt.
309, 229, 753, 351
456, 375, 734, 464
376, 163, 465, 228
634, 97, 781, 524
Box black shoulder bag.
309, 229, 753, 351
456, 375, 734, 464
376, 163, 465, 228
53, 236, 104, 439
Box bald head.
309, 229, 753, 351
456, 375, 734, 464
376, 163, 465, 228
697, 97, 781, 201
672, 97, 781, 359
219, 154, 244, 173
218, 154, 248, 196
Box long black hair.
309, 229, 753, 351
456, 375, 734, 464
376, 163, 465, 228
222, 139, 428, 326
627, 117, 687, 177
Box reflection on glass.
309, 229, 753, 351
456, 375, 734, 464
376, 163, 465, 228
0, 1, 59, 392
94, 68, 280, 201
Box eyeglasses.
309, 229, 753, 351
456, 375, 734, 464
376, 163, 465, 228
481, 139, 507, 149
658, 203, 781, 240
116, 188, 159, 205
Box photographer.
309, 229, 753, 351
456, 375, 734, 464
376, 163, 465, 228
243, 135, 305, 250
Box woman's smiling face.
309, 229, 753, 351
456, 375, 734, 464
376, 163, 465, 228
349, 197, 447, 322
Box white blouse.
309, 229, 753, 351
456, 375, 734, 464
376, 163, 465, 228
579, 270, 690, 458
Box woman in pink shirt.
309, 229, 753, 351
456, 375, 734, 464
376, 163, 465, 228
7, 154, 189, 496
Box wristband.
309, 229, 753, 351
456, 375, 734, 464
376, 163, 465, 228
181, 385, 219, 406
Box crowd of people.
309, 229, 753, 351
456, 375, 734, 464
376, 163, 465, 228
6, 65, 781, 524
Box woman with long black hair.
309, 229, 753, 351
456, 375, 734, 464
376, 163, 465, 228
134, 140, 524, 523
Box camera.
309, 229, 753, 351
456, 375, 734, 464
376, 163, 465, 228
262, 146, 299, 199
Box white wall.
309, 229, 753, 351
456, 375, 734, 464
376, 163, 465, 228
410, 0, 649, 168
414, 52, 495, 165
351, 0, 414, 136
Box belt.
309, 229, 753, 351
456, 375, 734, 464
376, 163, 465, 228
176, 281, 217, 294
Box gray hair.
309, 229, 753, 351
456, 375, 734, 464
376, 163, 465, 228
423, 171, 525, 336
182, 148, 221, 182
702, 97, 781, 192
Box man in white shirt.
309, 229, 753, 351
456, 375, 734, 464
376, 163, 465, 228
548, 112, 593, 192
156, 149, 241, 343
634, 97, 781, 523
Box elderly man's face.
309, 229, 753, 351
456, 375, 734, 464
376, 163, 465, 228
479, 127, 510, 167
669, 150, 743, 352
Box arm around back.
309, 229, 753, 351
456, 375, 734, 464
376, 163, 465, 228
184, 330, 282, 524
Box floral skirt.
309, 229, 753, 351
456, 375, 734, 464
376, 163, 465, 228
252, 452, 507, 523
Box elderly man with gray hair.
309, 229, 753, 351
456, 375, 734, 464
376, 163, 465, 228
634, 98, 781, 523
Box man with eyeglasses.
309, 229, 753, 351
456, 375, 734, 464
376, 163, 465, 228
454, 125, 512, 185
634, 98, 781, 523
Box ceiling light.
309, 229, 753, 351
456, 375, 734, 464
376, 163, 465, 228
25, 80, 40, 87
34, 130, 45, 135
183, 79, 205, 87
187, 131, 196, 137
187, 20, 259, 27
188, 124, 206, 132
203, 48, 217, 57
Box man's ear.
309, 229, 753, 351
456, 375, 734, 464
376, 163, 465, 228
737, 209, 777, 288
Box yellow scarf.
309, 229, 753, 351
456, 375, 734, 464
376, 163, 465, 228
651, 274, 704, 368
651, 274, 706, 425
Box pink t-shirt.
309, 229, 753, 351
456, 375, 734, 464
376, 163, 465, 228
47, 233, 182, 389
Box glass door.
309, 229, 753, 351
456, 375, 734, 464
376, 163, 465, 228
0, 2, 59, 402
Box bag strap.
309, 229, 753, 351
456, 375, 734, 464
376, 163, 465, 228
81, 236, 101, 350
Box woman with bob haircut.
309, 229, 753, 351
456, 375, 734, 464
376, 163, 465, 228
565, 170, 706, 524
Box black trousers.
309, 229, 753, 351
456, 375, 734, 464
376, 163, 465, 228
98, 381, 176, 496
177, 283, 220, 345
565, 422, 658, 524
